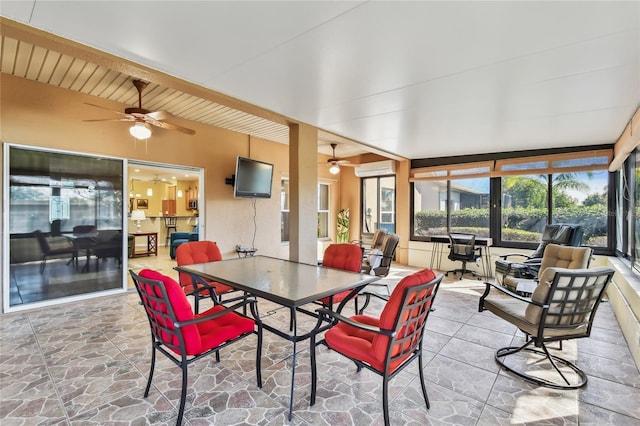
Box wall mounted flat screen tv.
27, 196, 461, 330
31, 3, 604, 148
234, 156, 274, 198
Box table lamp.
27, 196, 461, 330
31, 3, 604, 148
131, 209, 146, 232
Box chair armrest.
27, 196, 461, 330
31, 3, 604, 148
359, 291, 389, 303
478, 281, 545, 313
176, 270, 218, 297
316, 307, 393, 336
175, 298, 258, 328
498, 253, 531, 261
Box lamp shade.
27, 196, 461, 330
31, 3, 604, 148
130, 122, 151, 140
329, 164, 340, 174
131, 210, 147, 221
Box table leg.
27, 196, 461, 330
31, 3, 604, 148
288, 310, 297, 421
310, 330, 317, 406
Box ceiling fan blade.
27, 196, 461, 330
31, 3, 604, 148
83, 118, 134, 122
84, 102, 128, 116
146, 118, 196, 135
145, 110, 173, 121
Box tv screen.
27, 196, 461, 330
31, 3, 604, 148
234, 157, 274, 198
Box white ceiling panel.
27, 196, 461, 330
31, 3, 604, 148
1, 1, 638, 160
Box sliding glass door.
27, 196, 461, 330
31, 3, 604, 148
4, 145, 126, 311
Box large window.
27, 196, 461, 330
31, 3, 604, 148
501, 174, 549, 243
362, 176, 396, 234
413, 178, 490, 237
280, 180, 329, 241
411, 150, 613, 252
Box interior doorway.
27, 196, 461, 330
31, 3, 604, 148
127, 161, 202, 256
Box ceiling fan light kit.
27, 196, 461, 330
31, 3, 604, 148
85, 79, 195, 140
130, 122, 152, 140
323, 143, 355, 174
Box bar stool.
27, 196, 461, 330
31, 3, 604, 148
164, 216, 177, 246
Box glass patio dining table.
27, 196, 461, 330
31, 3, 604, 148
175, 255, 379, 420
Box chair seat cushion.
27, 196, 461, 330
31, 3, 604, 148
139, 269, 254, 356
325, 314, 389, 372
482, 295, 587, 338
196, 305, 255, 351
326, 268, 438, 374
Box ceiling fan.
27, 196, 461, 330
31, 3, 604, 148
323, 143, 355, 174
84, 79, 196, 139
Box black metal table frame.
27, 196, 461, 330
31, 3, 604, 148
175, 255, 378, 421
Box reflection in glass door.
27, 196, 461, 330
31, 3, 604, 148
4, 145, 125, 311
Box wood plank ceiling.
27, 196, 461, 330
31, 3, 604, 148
0, 31, 368, 158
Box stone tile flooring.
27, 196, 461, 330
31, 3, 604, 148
1, 257, 639, 425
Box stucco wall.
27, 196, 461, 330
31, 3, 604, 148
0, 74, 299, 260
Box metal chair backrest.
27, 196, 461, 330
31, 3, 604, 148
380, 271, 442, 373
130, 270, 187, 356
526, 266, 614, 342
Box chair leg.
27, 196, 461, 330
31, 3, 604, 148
358, 292, 372, 314
382, 374, 391, 426
417, 351, 430, 410
144, 343, 156, 397
177, 361, 188, 426
495, 339, 587, 389
193, 294, 199, 315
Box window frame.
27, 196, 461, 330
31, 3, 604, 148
410, 147, 615, 255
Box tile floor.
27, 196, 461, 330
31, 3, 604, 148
1, 248, 639, 425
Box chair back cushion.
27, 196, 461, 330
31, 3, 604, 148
525, 266, 614, 331
539, 244, 591, 276
370, 228, 388, 250
323, 243, 362, 272
319, 244, 363, 306
176, 241, 223, 288
137, 269, 202, 354
530, 224, 583, 259
379, 233, 400, 268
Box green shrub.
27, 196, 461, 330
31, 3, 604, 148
414, 205, 608, 244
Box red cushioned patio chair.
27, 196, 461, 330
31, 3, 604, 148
311, 269, 443, 426
130, 269, 262, 426
175, 240, 239, 313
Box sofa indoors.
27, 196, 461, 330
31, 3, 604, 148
170, 229, 199, 259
